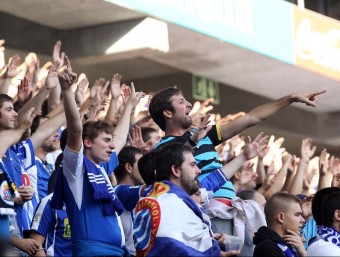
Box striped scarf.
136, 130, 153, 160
317, 225, 340, 247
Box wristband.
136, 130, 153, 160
187, 137, 197, 147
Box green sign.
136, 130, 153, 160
192, 75, 219, 104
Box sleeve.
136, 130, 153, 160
114, 185, 141, 211
30, 196, 55, 238
206, 125, 223, 146
199, 168, 228, 192
63, 144, 83, 179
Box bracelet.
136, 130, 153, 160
187, 137, 197, 147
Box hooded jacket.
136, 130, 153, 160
253, 226, 295, 257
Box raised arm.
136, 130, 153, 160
0, 107, 36, 157
220, 132, 268, 179
17, 61, 59, 121
289, 138, 316, 195
219, 91, 326, 142
30, 104, 65, 151
262, 154, 292, 199
318, 148, 332, 189
105, 73, 122, 124
113, 83, 144, 154
0, 54, 21, 95
58, 56, 80, 151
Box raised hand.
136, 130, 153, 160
300, 138, 316, 161
243, 132, 268, 160
319, 148, 330, 176
121, 83, 131, 106
0, 39, 5, 69
128, 125, 146, 151
110, 73, 122, 99
25, 52, 39, 75
17, 75, 33, 104
58, 56, 77, 90
262, 165, 278, 190
6, 54, 21, 78
190, 114, 212, 143
288, 155, 299, 174
292, 90, 326, 107
53, 40, 65, 68
190, 98, 214, 123
126, 82, 144, 107
330, 157, 340, 187
45, 61, 60, 90
90, 78, 108, 104
75, 77, 89, 107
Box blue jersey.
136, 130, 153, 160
35, 158, 54, 201
31, 193, 71, 256
62, 145, 125, 255
155, 125, 223, 173
155, 126, 235, 199
4, 140, 38, 235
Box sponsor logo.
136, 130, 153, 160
63, 218, 71, 238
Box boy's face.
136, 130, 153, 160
282, 202, 305, 234
85, 131, 115, 164
0, 101, 17, 129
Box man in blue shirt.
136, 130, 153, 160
51, 56, 143, 256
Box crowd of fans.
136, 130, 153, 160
0, 39, 338, 257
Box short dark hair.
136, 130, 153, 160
264, 192, 301, 227
149, 87, 182, 131
141, 127, 158, 142
31, 115, 48, 134
138, 150, 157, 186
237, 190, 256, 201
321, 191, 340, 227
312, 187, 340, 225
0, 94, 13, 108
115, 146, 142, 182
82, 120, 114, 142
154, 143, 193, 181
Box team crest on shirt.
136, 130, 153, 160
33, 213, 42, 223
0, 180, 14, 205
147, 182, 170, 198
135, 198, 161, 257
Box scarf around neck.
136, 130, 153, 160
317, 225, 340, 247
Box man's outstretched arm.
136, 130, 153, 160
219, 90, 326, 142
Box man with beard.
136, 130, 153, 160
133, 143, 240, 257
149, 87, 325, 202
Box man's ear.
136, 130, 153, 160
171, 164, 180, 179
83, 137, 92, 148
334, 209, 340, 222
234, 171, 241, 180
163, 109, 172, 119
124, 163, 132, 174
277, 212, 285, 224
